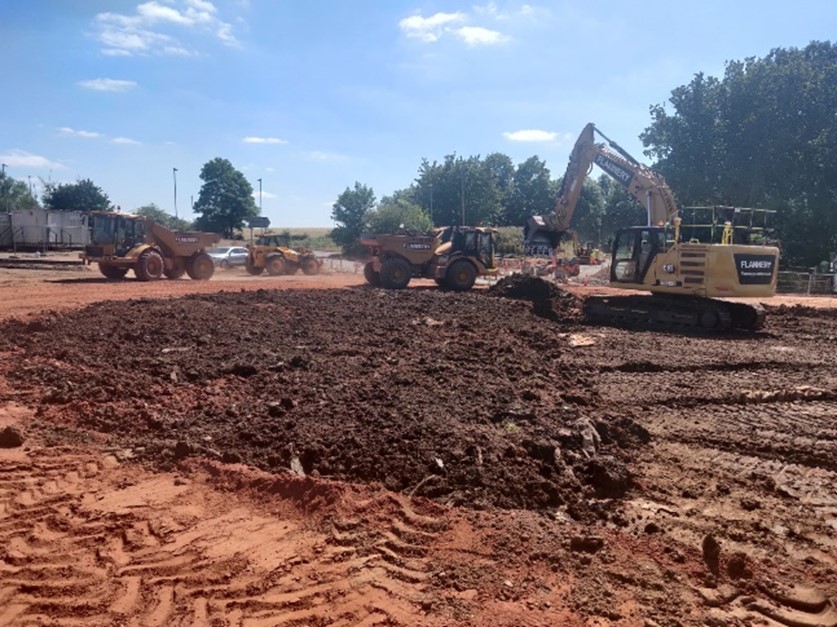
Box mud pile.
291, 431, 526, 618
488, 273, 582, 320
1, 288, 642, 513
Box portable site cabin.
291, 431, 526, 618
0, 208, 90, 250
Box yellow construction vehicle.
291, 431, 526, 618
245, 234, 322, 276
361, 226, 497, 291
526, 123, 779, 331
81, 211, 220, 281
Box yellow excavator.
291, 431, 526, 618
525, 123, 779, 331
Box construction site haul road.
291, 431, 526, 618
0, 263, 835, 626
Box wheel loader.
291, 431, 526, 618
244, 234, 322, 276
360, 226, 497, 291
80, 211, 220, 281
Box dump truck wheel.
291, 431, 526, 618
245, 257, 264, 275
364, 261, 381, 286
445, 260, 477, 291
265, 254, 286, 276
186, 252, 215, 280
302, 258, 320, 276
134, 250, 164, 281
164, 260, 187, 280
99, 264, 128, 280
380, 257, 411, 289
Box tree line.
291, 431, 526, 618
5, 40, 835, 264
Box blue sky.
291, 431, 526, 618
1, 1, 836, 227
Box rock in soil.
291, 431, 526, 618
0, 425, 24, 448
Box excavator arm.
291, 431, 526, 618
525, 123, 679, 248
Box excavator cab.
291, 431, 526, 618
610, 227, 667, 284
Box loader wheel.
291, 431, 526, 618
302, 257, 320, 276
434, 277, 447, 288
245, 257, 264, 276
445, 260, 477, 291
186, 252, 215, 280
364, 261, 381, 286
380, 257, 411, 289
265, 254, 286, 276
134, 250, 164, 281
99, 264, 128, 280
164, 260, 187, 280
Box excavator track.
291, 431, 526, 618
583, 294, 765, 333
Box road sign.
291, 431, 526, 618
248, 216, 270, 228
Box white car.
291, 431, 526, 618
208, 246, 249, 268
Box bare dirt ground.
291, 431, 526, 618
0, 262, 836, 626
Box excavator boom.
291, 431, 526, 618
525, 123, 678, 248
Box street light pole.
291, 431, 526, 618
429, 183, 433, 226
1, 164, 7, 213
173, 167, 178, 219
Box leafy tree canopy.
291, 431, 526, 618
641, 40, 837, 265
43, 178, 111, 212
331, 182, 376, 255
367, 189, 431, 233
0, 172, 39, 211
192, 158, 259, 238
135, 203, 193, 231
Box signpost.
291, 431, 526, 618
247, 216, 271, 244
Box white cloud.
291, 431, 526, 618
0, 150, 65, 170
253, 190, 277, 200
503, 129, 558, 142
399, 12, 465, 42
137, 1, 194, 25
242, 136, 287, 144
77, 78, 138, 92
112, 137, 142, 145
93, 1, 239, 56
454, 26, 508, 46
58, 127, 102, 139
308, 151, 348, 162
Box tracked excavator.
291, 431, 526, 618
525, 123, 779, 331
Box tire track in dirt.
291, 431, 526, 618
0, 446, 450, 626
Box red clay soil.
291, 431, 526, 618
1, 273, 836, 625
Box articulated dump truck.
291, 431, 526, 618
81, 211, 221, 281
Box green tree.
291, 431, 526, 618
568, 179, 606, 244
192, 158, 259, 238
505, 156, 553, 227
641, 41, 837, 265
135, 203, 193, 231
368, 189, 432, 233
43, 178, 111, 212
414, 154, 506, 227
0, 172, 39, 211
598, 175, 646, 248
331, 182, 375, 255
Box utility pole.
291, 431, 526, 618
429, 183, 434, 226
257, 178, 262, 213
1, 164, 7, 213
173, 167, 178, 219
460, 171, 465, 226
